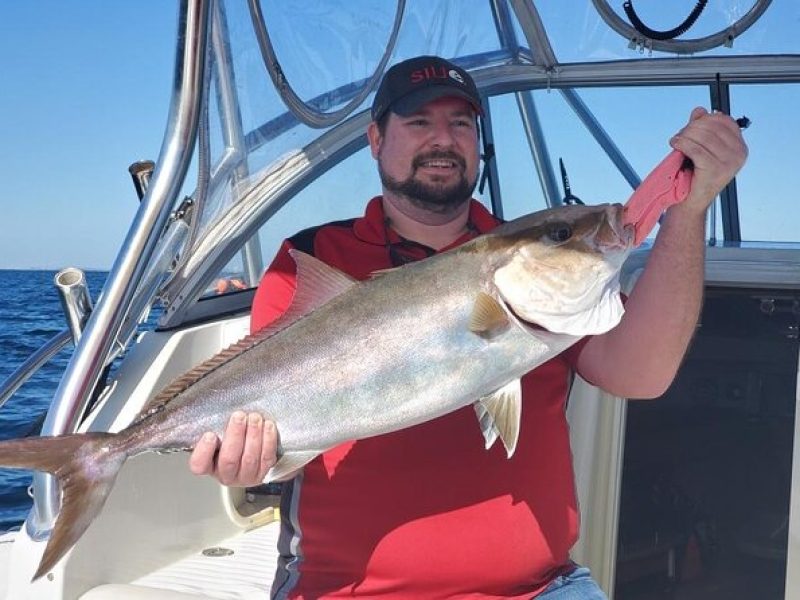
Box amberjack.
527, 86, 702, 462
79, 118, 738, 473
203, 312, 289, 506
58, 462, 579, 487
0, 202, 633, 580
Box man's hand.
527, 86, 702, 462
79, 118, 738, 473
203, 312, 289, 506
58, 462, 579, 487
669, 107, 748, 215
189, 412, 279, 487
576, 107, 748, 398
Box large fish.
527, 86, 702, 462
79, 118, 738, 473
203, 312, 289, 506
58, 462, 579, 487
0, 202, 633, 580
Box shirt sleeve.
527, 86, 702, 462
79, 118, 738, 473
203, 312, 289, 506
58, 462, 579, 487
250, 239, 299, 334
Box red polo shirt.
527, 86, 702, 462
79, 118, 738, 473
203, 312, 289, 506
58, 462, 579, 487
252, 197, 582, 599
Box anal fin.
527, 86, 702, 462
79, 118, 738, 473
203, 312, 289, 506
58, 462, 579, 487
473, 379, 522, 458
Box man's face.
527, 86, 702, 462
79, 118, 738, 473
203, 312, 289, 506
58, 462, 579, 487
368, 96, 480, 214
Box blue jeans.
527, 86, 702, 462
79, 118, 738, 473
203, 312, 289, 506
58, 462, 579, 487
536, 563, 608, 599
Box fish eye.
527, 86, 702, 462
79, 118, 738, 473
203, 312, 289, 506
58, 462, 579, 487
546, 223, 572, 243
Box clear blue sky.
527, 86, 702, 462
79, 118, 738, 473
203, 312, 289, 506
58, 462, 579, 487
0, 2, 177, 270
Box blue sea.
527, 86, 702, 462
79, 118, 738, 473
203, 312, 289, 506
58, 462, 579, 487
0, 269, 108, 532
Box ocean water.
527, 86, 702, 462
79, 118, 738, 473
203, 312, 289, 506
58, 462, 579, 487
0, 269, 107, 532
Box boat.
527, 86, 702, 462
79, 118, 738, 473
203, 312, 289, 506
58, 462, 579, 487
1, 0, 799, 598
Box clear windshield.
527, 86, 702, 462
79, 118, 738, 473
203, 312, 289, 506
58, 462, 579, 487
149, 0, 797, 315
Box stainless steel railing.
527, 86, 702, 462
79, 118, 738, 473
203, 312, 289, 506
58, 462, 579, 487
0, 267, 94, 413
0, 331, 71, 411
27, 0, 212, 539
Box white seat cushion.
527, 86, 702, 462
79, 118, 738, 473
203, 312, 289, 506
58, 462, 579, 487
80, 521, 278, 600
81, 584, 215, 599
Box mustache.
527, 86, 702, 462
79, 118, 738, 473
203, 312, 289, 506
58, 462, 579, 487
412, 150, 466, 171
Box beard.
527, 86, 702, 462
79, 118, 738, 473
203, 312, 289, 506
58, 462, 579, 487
378, 150, 478, 214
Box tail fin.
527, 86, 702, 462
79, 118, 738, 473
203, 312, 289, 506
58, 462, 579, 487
0, 432, 126, 580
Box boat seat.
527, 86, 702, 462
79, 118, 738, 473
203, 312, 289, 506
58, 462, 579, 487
79, 520, 278, 600
81, 584, 216, 599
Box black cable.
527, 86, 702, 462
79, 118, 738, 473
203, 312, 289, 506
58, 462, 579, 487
623, 0, 708, 41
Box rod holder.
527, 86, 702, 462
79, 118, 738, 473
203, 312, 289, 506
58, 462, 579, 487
54, 268, 94, 346
129, 160, 156, 201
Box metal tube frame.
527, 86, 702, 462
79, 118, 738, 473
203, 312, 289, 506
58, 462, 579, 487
209, 0, 264, 285
506, 0, 561, 208
0, 331, 71, 410
495, 5, 562, 211
710, 78, 742, 241
160, 114, 369, 328
508, 0, 556, 68
490, 0, 522, 59
558, 88, 641, 189
28, 0, 211, 539
476, 56, 800, 91
515, 89, 561, 207
480, 0, 521, 219
160, 52, 800, 326
591, 0, 773, 55
246, 0, 405, 128
479, 104, 504, 220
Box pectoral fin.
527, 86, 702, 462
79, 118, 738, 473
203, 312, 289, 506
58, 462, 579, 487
474, 379, 522, 458
469, 292, 510, 339
265, 450, 323, 482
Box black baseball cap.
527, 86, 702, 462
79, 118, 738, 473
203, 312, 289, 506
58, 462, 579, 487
371, 56, 482, 122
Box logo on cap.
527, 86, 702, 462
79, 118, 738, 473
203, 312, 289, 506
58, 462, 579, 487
448, 69, 465, 84
371, 56, 481, 121
408, 65, 467, 87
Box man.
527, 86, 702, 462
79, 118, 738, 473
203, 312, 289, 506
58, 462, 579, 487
190, 56, 747, 598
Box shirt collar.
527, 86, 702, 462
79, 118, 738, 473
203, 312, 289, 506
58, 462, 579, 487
353, 196, 500, 249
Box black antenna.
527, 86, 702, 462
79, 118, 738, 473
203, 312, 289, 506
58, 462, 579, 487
559, 158, 584, 205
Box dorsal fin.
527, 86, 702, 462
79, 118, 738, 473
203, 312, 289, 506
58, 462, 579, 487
287, 249, 357, 317
135, 251, 356, 422
133, 330, 274, 424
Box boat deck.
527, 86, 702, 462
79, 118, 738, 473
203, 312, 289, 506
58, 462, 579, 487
0, 532, 12, 599
2, 521, 279, 600
84, 520, 279, 599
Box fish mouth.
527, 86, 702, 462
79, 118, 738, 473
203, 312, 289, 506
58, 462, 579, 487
498, 295, 548, 333
619, 223, 636, 247
597, 205, 635, 251
507, 305, 581, 340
